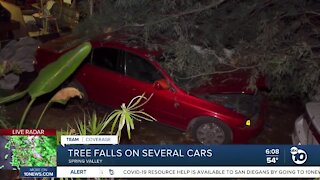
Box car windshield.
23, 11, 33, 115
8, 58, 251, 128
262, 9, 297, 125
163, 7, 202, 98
156, 55, 207, 91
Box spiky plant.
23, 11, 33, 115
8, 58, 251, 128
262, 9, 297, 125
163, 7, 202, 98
74, 111, 108, 135
104, 93, 156, 141
61, 93, 156, 142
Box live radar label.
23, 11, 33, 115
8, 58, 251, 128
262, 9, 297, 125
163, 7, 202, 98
0, 129, 56, 136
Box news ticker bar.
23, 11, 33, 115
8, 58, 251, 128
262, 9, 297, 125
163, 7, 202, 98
57, 145, 316, 166
54, 166, 320, 178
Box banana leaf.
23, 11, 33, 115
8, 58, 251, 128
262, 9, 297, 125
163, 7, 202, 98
28, 42, 92, 99
0, 41, 92, 128
0, 42, 91, 104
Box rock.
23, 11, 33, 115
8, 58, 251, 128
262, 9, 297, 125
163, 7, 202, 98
0, 37, 40, 89
0, 74, 19, 90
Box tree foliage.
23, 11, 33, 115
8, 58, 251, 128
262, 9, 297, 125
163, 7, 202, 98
75, 0, 320, 100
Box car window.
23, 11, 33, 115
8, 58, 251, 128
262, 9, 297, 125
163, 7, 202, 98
125, 52, 163, 83
91, 47, 121, 72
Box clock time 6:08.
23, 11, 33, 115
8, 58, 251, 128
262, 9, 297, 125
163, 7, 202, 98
265, 149, 280, 155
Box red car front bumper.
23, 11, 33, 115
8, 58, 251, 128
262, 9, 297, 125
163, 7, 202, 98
232, 98, 268, 143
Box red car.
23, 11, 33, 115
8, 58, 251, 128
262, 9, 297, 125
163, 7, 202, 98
34, 34, 268, 144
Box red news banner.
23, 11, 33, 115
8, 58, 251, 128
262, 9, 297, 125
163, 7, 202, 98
0, 129, 56, 136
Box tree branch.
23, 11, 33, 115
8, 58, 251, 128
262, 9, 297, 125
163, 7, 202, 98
306, 11, 320, 16
159, 0, 226, 23
177, 64, 259, 80
115, 0, 226, 31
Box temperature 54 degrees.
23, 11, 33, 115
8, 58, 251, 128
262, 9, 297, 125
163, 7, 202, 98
266, 157, 279, 164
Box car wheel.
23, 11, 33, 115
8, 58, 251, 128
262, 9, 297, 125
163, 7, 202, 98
191, 117, 232, 144
64, 80, 88, 103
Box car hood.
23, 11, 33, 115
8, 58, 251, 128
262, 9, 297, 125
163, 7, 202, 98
189, 69, 268, 95
306, 102, 320, 134
188, 70, 265, 120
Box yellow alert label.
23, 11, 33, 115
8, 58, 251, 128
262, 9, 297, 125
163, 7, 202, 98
246, 120, 251, 126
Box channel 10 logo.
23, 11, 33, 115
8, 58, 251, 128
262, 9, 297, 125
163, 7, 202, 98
290, 147, 307, 165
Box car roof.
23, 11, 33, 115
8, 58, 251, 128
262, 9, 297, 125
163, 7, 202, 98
39, 34, 81, 54
39, 32, 162, 57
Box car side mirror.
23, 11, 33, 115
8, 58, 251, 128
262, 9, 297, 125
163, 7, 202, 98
153, 79, 170, 90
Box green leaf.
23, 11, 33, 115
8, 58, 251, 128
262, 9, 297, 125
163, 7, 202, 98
90, 111, 97, 134
125, 112, 134, 129
56, 130, 68, 145
129, 93, 153, 110
127, 93, 146, 109
126, 118, 131, 139
28, 42, 92, 99
102, 110, 120, 130
76, 118, 87, 135
0, 90, 28, 104
131, 112, 156, 121
116, 114, 126, 139
110, 112, 121, 134
0, 42, 91, 128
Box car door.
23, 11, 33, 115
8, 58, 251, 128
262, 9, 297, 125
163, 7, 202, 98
76, 47, 125, 108
120, 51, 186, 127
